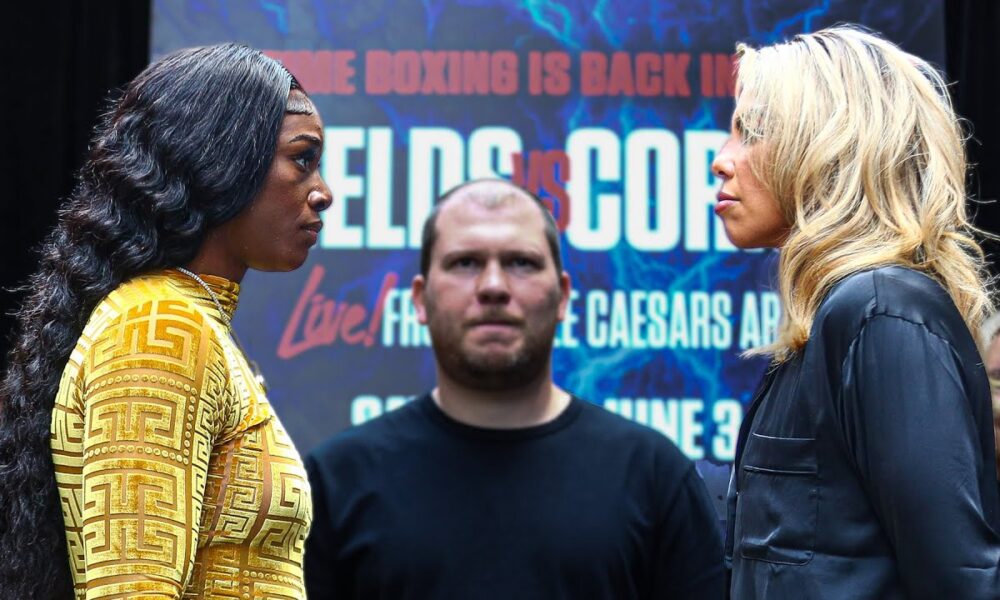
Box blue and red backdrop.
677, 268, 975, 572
153, 0, 944, 503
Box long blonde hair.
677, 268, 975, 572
735, 25, 993, 362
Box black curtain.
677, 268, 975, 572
0, 2, 150, 371
0, 1, 998, 371
946, 1, 1000, 255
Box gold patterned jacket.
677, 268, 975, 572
51, 270, 312, 599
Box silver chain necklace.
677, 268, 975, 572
175, 267, 268, 391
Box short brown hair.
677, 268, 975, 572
419, 179, 563, 277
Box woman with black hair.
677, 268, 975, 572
0, 43, 332, 598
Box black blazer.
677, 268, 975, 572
726, 266, 1000, 599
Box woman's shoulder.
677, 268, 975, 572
85, 271, 214, 338
814, 266, 968, 347
107, 271, 186, 305
823, 266, 954, 319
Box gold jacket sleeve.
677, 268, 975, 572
75, 297, 222, 599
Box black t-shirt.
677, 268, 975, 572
304, 393, 725, 599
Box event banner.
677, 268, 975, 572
152, 0, 943, 504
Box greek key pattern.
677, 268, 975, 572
52, 272, 312, 599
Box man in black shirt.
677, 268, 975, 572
304, 179, 725, 599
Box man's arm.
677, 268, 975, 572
652, 463, 727, 599
303, 453, 345, 599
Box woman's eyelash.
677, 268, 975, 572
294, 149, 319, 168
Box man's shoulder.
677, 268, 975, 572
573, 398, 693, 471
308, 394, 429, 466
571, 399, 704, 507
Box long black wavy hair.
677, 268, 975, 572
0, 43, 301, 598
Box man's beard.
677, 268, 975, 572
431, 325, 556, 391
427, 309, 559, 392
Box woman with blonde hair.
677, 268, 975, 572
714, 26, 1000, 598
